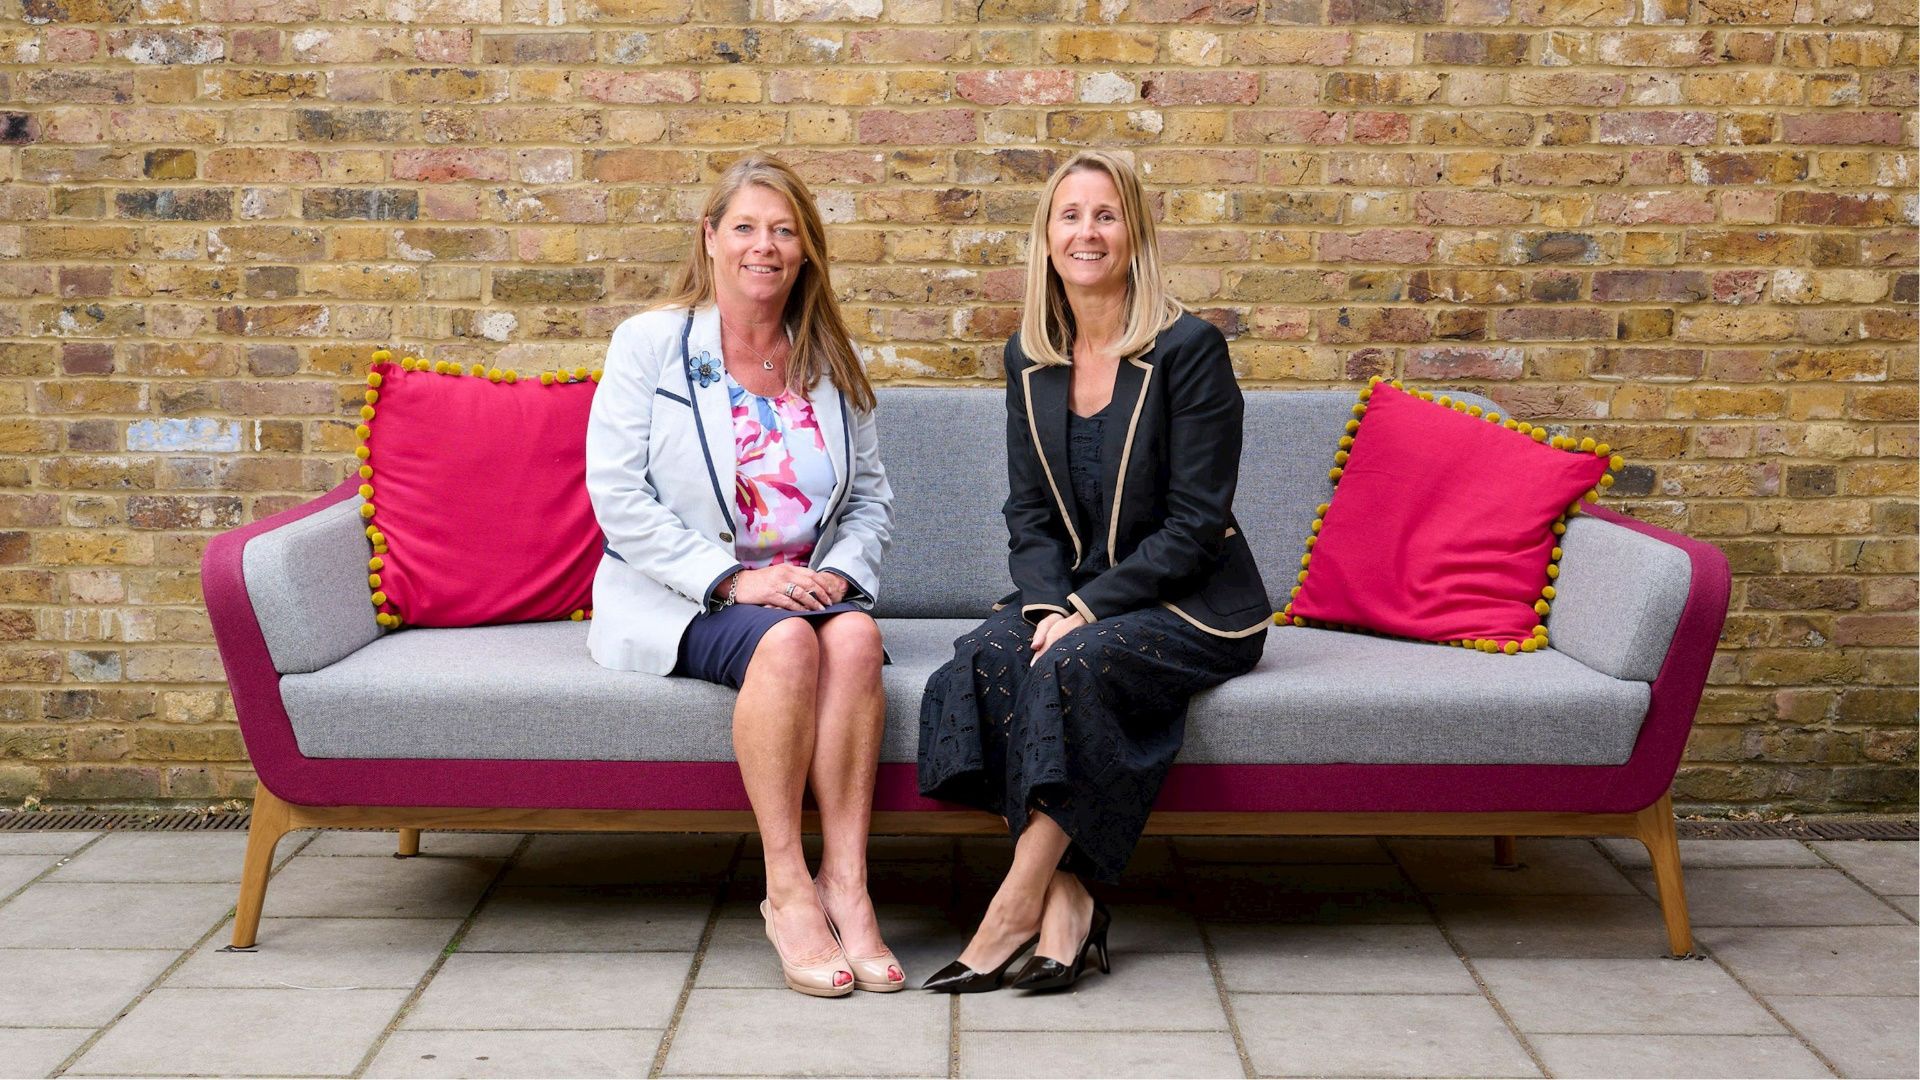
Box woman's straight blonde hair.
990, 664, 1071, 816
656, 153, 875, 412
1018, 150, 1185, 367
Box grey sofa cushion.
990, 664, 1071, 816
244, 496, 380, 675
1544, 515, 1691, 683
281, 618, 1647, 767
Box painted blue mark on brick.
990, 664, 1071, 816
126, 419, 242, 453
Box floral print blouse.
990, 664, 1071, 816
728, 374, 836, 569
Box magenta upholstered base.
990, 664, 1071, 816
207, 491, 1727, 817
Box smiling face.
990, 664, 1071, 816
1046, 166, 1132, 300
704, 182, 805, 313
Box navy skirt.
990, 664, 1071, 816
673, 601, 862, 689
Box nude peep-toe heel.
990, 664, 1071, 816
816, 885, 906, 992
760, 899, 854, 998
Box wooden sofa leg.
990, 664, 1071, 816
232, 785, 292, 949
1634, 792, 1694, 957
396, 828, 421, 858
1492, 835, 1518, 868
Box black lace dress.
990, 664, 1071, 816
917, 405, 1266, 882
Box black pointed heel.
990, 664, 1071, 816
921, 934, 1039, 994
1011, 901, 1111, 992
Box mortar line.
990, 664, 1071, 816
646, 831, 746, 1080
947, 834, 963, 1080
1168, 837, 1256, 1079
1801, 838, 1919, 924
47, 831, 318, 1079
348, 831, 532, 1080
0, 831, 109, 911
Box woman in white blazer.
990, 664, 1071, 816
585, 156, 899, 998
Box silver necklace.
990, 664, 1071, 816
720, 314, 786, 371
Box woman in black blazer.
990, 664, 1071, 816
919, 151, 1270, 993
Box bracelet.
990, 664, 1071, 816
723, 573, 739, 608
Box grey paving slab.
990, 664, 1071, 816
0, 831, 99, 855
1528, 1033, 1831, 1078
67, 986, 409, 1077
0, 853, 61, 897
1889, 894, 1917, 918
0, 948, 178, 1026
1184, 863, 1430, 924
959, 1030, 1244, 1079
697, 913, 957, 990
0, 882, 235, 949
663, 987, 949, 1077
47, 832, 251, 883
458, 886, 711, 952
262, 854, 501, 918
301, 830, 526, 858
367, 1029, 663, 1079
1232, 992, 1539, 1078
502, 834, 737, 888
1602, 838, 1826, 870
0, 1029, 92, 1080
169, 917, 461, 989
1631, 867, 1906, 927
1210, 923, 1478, 994
1431, 892, 1675, 958
959, 952, 1227, 1032
1106, 903, 1205, 952
1172, 836, 1391, 864
1770, 995, 1919, 1080
1698, 925, 1920, 996
1809, 840, 1919, 896
404, 952, 691, 1030
1388, 838, 1639, 895
1476, 957, 1783, 1035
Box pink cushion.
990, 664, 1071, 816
1284, 380, 1617, 653
356, 353, 601, 629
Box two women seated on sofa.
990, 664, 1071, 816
584, 151, 1270, 998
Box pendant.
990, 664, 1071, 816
762, 359, 775, 371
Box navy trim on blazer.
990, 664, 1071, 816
817, 387, 855, 530
654, 386, 690, 407
679, 310, 735, 531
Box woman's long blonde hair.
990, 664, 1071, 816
1019, 150, 1184, 367
656, 154, 875, 412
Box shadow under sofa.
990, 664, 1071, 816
202, 387, 1731, 956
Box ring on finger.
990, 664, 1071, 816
783, 582, 797, 598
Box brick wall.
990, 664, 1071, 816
0, 0, 1914, 810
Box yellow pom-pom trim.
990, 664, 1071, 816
359, 503, 375, 519
1502, 640, 1519, 655
365, 525, 380, 539
1520, 638, 1538, 653
488, 368, 504, 383
368, 574, 381, 588
364, 389, 379, 405
1607, 454, 1624, 471
573, 366, 589, 380
1344, 419, 1360, 434
1595, 442, 1611, 457
358, 483, 374, 499
1534, 599, 1550, 615
1545, 564, 1559, 579
504, 370, 518, 383
469, 363, 486, 377
1338, 436, 1354, 449
370, 591, 387, 606
355, 445, 371, 460
540, 372, 555, 385
360, 405, 376, 421
1579, 437, 1596, 452
355, 424, 371, 439
367, 372, 384, 388
1551, 521, 1566, 535
369, 557, 384, 571
1542, 584, 1556, 600
1599, 473, 1615, 488
359, 464, 373, 479
372, 349, 392, 363
569, 609, 585, 621
1334, 450, 1349, 465
1328, 467, 1343, 481
589, 370, 602, 382
1358, 386, 1374, 401
1291, 616, 1305, 627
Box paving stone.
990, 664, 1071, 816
169, 917, 460, 989
1184, 864, 1430, 924
959, 1030, 1244, 1078
367, 1029, 663, 1078
47, 832, 251, 883
0, 882, 235, 949
1600, 838, 1825, 870
1106, 903, 1205, 952
404, 952, 690, 1030
67, 986, 409, 1076
1210, 923, 1477, 994
0, 949, 177, 1026
959, 953, 1227, 1032
0, 1029, 92, 1079
301, 830, 526, 858
0, 832, 99, 855
1432, 893, 1674, 959
502, 834, 738, 888
459, 886, 711, 952
1172, 836, 1391, 864
1629, 867, 1905, 927
0, 853, 61, 896
1808, 840, 1919, 896
263, 854, 501, 918
1476, 957, 1782, 1035
1888, 894, 1917, 918
663, 987, 948, 1076
697, 913, 957, 991
1232, 992, 1538, 1078
1769, 995, 1919, 1079
1388, 838, 1639, 895
1528, 1033, 1829, 1078
1698, 925, 1920, 995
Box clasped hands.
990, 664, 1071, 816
1029, 611, 1087, 665
717, 565, 849, 612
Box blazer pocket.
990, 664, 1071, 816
654, 386, 692, 407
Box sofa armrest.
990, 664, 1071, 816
231, 484, 381, 675
1549, 513, 1693, 682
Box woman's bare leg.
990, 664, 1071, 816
807, 613, 890, 959
956, 810, 1072, 970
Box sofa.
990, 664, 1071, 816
202, 387, 1730, 956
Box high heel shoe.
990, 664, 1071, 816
921, 934, 1039, 994
1010, 901, 1111, 992
816, 884, 906, 992
759, 899, 853, 998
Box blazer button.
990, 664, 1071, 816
720, 531, 733, 542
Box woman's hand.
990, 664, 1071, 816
808, 571, 851, 605
722, 566, 831, 611
1030, 612, 1086, 665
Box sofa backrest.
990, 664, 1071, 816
870, 385, 1496, 620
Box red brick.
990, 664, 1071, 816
956, 70, 1076, 106
857, 110, 977, 144
1780, 112, 1905, 145
1140, 71, 1259, 105
391, 148, 511, 182
1318, 229, 1436, 263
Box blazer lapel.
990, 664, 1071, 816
1021, 362, 1087, 567
1099, 353, 1155, 561
811, 376, 849, 528
683, 305, 738, 533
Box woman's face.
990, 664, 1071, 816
704, 182, 805, 311
1047, 168, 1131, 299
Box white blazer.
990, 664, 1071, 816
584, 304, 893, 674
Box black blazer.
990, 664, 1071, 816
1001, 312, 1272, 638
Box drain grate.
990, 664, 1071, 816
1679, 819, 1916, 841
